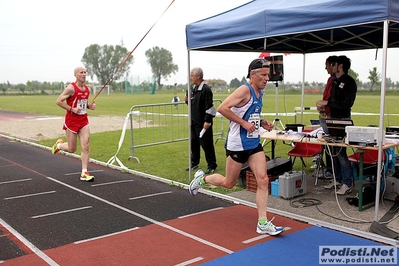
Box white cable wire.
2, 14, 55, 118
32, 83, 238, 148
325, 143, 374, 223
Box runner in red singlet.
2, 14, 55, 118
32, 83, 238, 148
51, 66, 96, 181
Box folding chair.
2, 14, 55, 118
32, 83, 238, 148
288, 142, 323, 167
287, 142, 324, 185
348, 149, 386, 182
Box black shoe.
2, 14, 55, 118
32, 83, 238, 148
205, 168, 216, 174
185, 164, 199, 171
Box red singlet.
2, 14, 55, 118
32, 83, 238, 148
63, 82, 90, 134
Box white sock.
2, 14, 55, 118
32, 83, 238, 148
57, 144, 62, 150
82, 169, 87, 174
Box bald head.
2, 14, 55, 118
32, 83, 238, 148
74, 66, 85, 76
74, 66, 87, 84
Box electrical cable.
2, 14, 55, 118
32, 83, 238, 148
287, 130, 396, 225
314, 205, 372, 224
325, 143, 375, 223
290, 198, 321, 208
379, 210, 399, 225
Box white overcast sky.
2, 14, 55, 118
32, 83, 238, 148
1, 0, 398, 86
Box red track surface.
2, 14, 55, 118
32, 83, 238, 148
2, 205, 310, 265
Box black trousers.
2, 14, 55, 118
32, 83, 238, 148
191, 124, 217, 169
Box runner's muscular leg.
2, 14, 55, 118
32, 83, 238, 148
60, 129, 78, 153
204, 156, 242, 189
248, 151, 269, 220
78, 125, 90, 170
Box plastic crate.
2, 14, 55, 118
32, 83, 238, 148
245, 170, 258, 192
245, 170, 278, 194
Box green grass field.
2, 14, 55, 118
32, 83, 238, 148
1, 91, 398, 193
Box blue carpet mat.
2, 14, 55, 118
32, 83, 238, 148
203, 226, 398, 266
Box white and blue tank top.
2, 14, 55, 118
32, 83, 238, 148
225, 83, 263, 151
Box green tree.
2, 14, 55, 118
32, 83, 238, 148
140, 80, 152, 92
42, 81, 52, 94
348, 68, 360, 85
207, 79, 227, 90
368, 67, 380, 90
0, 83, 6, 95
81, 44, 134, 86
145, 46, 178, 90
229, 78, 241, 88
385, 77, 394, 90
26, 80, 41, 94
16, 83, 26, 94
26, 81, 32, 93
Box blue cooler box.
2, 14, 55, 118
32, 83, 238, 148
278, 171, 307, 199
271, 180, 279, 197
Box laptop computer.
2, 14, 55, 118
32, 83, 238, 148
310, 119, 320, 125
325, 119, 354, 140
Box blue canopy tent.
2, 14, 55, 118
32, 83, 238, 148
185, 0, 399, 230
186, 0, 399, 52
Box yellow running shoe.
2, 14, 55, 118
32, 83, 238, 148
51, 139, 63, 154
80, 172, 94, 182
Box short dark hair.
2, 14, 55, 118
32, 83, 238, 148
326, 55, 338, 65
336, 55, 351, 73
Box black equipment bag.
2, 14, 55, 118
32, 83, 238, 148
267, 157, 292, 176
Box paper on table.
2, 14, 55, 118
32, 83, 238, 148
308, 127, 323, 137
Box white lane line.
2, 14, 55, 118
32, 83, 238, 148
74, 227, 139, 244
0, 178, 32, 185
129, 191, 173, 200
178, 207, 224, 219
47, 176, 233, 254
0, 217, 59, 265
4, 190, 56, 200
242, 234, 270, 244
64, 169, 104, 176
31, 206, 93, 219
34, 117, 62, 121
242, 227, 291, 244
91, 180, 134, 187
175, 257, 203, 266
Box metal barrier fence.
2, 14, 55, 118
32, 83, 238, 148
124, 105, 387, 159
124, 100, 224, 163
109, 104, 397, 167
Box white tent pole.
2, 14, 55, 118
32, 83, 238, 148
374, 20, 389, 221
300, 53, 306, 124
275, 83, 279, 119
187, 50, 193, 181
